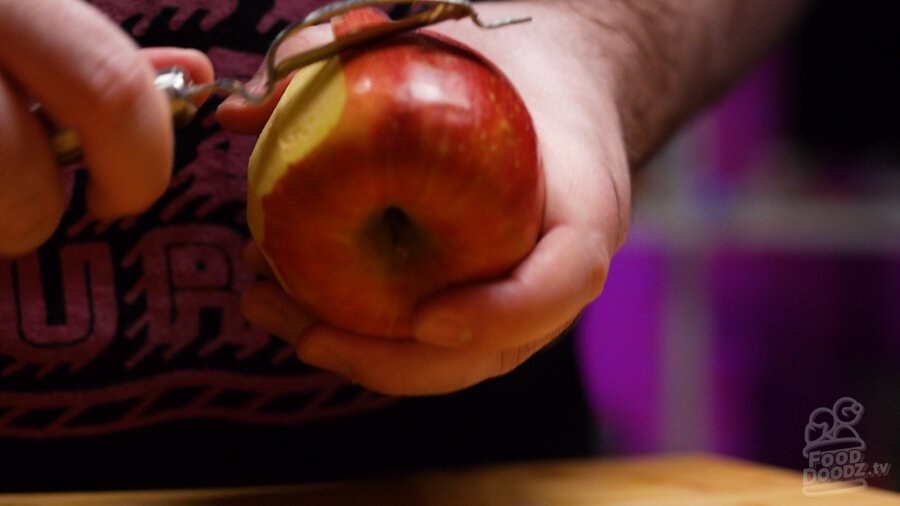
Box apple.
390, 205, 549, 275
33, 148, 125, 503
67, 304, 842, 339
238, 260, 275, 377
247, 7, 543, 339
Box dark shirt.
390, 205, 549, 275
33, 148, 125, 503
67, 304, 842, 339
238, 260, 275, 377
0, 0, 593, 491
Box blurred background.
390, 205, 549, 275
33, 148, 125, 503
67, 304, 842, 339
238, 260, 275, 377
574, 0, 899, 491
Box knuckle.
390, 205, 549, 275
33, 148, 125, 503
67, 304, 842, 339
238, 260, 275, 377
80, 49, 155, 122
609, 170, 631, 250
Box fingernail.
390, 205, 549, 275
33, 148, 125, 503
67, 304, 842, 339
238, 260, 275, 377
245, 75, 265, 94
221, 76, 263, 107
417, 316, 472, 347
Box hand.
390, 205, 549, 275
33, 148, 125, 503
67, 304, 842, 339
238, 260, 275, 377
0, 0, 213, 257
218, 2, 631, 395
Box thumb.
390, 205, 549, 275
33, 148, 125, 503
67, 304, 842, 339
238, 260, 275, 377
216, 23, 333, 135
215, 74, 290, 135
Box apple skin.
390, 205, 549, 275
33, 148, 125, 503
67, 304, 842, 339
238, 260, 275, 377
247, 8, 543, 339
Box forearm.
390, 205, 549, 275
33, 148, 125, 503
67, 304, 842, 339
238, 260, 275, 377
554, 0, 811, 168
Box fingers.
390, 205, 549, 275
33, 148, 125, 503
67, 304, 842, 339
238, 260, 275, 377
240, 277, 555, 395
141, 47, 215, 107
412, 225, 611, 351
214, 78, 288, 135
0, 74, 66, 257
0, 0, 172, 219
239, 225, 598, 394
0, 0, 216, 255
216, 24, 333, 134
294, 326, 556, 396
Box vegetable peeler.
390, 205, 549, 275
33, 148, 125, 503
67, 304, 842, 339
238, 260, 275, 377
47, 0, 530, 164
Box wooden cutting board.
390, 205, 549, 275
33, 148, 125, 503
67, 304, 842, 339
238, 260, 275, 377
0, 453, 897, 505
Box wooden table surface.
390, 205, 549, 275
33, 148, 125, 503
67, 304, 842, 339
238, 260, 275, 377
1, 454, 897, 505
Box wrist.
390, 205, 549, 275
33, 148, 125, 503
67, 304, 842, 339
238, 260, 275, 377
555, 1, 703, 169
551, 0, 809, 169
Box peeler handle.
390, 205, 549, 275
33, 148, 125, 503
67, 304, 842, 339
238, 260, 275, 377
37, 67, 196, 165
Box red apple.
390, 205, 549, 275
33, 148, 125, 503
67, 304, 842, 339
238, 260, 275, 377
247, 8, 543, 339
